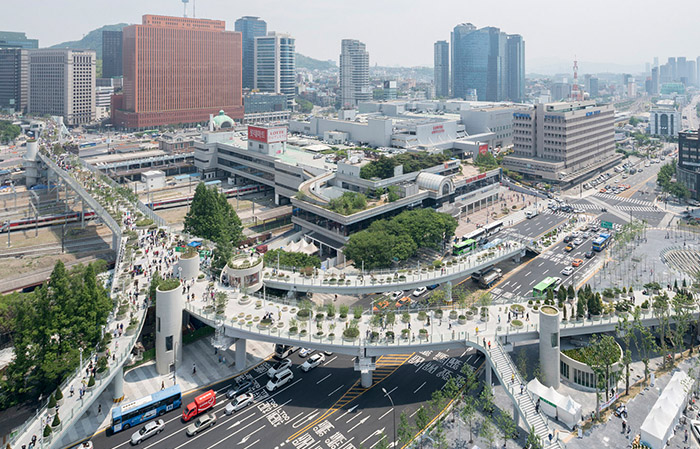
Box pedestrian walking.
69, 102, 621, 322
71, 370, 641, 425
685, 428, 689, 443
98, 403, 102, 415
161, 381, 165, 390
70, 385, 74, 397
192, 363, 196, 374
622, 420, 626, 433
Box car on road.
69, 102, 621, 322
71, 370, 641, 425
225, 393, 254, 415
266, 368, 294, 391
561, 267, 574, 276
412, 286, 427, 297
573, 238, 583, 246
298, 348, 313, 358
75, 442, 93, 449
186, 413, 216, 437
691, 419, 700, 442
301, 353, 325, 372
564, 245, 574, 252
226, 379, 253, 399
582, 232, 591, 239
584, 250, 594, 259
564, 235, 574, 243
267, 358, 292, 378
390, 291, 403, 300
572, 259, 583, 267
426, 284, 439, 290
526, 210, 538, 219
395, 296, 411, 308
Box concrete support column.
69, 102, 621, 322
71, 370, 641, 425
539, 306, 561, 388
235, 338, 247, 370
112, 366, 124, 402
155, 285, 184, 375
360, 370, 373, 388
513, 401, 519, 427
355, 356, 375, 388
81, 199, 86, 228
485, 360, 492, 387
112, 233, 119, 251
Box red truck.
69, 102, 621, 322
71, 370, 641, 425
182, 390, 216, 422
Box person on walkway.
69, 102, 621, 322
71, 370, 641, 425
192, 363, 196, 374
98, 403, 102, 415
70, 385, 74, 397
622, 420, 626, 433
161, 381, 165, 390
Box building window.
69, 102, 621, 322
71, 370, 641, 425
551, 332, 558, 348
165, 335, 173, 352
157, 317, 161, 333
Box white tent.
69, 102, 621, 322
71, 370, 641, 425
640, 371, 694, 449
285, 239, 319, 256
527, 379, 582, 429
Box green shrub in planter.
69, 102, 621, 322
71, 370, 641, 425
386, 331, 395, 340
97, 355, 108, 373
419, 329, 428, 336
370, 331, 379, 341
43, 424, 52, 438
297, 309, 311, 320
511, 319, 523, 327
418, 311, 427, 321
299, 329, 308, 337
401, 329, 410, 337
343, 327, 360, 339
51, 413, 60, 427
434, 309, 443, 318
402, 312, 411, 323
449, 311, 458, 320
87, 375, 95, 387
48, 394, 57, 408
353, 306, 363, 320
339, 304, 349, 317
315, 313, 324, 321
55, 387, 63, 401
528, 300, 533, 305
289, 326, 298, 334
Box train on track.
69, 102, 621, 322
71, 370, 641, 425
0, 211, 98, 233
146, 184, 269, 210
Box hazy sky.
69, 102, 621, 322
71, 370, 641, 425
5, 0, 699, 72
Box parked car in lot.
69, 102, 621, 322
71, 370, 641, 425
301, 353, 325, 372
267, 358, 292, 378
226, 379, 253, 399
561, 267, 574, 276
225, 393, 254, 415
395, 296, 411, 308
298, 348, 313, 358
130, 419, 165, 445
186, 413, 216, 437
266, 368, 294, 391
412, 287, 427, 297
373, 299, 390, 312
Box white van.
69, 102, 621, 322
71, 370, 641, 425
266, 368, 294, 391
526, 210, 538, 219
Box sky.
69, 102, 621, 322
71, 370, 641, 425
4, 0, 700, 73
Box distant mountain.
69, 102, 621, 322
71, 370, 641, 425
50, 24, 129, 59
296, 53, 336, 71
528, 57, 645, 76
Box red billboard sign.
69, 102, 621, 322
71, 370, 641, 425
478, 144, 489, 155
432, 124, 445, 134
248, 125, 288, 144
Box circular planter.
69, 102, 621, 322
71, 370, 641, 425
96, 368, 110, 381
418, 330, 429, 340
591, 314, 602, 322
449, 311, 458, 320
238, 296, 252, 306
510, 320, 524, 330
238, 319, 246, 325
401, 330, 410, 340
277, 322, 284, 328
288, 327, 298, 336
125, 325, 137, 336
257, 321, 272, 330
297, 310, 311, 321
327, 333, 335, 341
458, 316, 467, 325
314, 332, 325, 339
299, 330, 308, 338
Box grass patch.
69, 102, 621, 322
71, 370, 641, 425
183, 326, 215, 345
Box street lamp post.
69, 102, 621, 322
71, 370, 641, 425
381, 387, 396, 449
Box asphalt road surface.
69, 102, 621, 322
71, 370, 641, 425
87, 348, 485, 449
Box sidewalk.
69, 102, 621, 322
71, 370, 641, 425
57, 338, 273, 448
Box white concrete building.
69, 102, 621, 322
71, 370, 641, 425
649, 104, 681, 137
339, 39, 370, 108
28, 49, 96, 125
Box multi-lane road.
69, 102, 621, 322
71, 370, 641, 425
87, 348, 484, 449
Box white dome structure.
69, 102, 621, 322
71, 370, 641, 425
416, 172, 453, 196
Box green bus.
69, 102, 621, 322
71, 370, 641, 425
453, 239, 477, 255
532, 276, 561, 299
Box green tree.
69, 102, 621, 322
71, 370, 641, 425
567, 284, 575, 300
344, 230, 397, 269
433, 420, 448, 449
0, 121, 21, 143
397, 411, 414, 446
586, 334, 620, 418
148, 270, 162, 302
375, 433, 389, 449
633, 307, 658, 385
525, 426, 543, 449
516, 349, 528, 378
653, 293, 671, 368
480, 418, 496, 449
576, 295, 586, 318
479, 384, 494, 416
616, 315, 635, 395
496, 411, 517, 447
211, 240, 233, 276
557, 285, 567, 304
184, 183, 242, 245
263, 249, 321, 269
295, 96, 313, 114
415, 406, 430, 432
460, 395, 478, 443
671, 294, 692, 362
474, 151, 499, 171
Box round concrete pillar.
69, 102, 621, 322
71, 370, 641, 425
176, 253, 200, 281
155, 283, 184, 375
224, 254, 263, 293
112, 366, 124, 402
360, 370, 373, 388
235, 338, 247, 369
538, 305, 561, 389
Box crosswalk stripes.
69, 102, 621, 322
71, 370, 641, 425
593, 192, 655, 207
286, 353, 414, 442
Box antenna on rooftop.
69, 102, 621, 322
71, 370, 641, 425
181, 0, 189, 18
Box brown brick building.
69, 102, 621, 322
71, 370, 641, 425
112, 15, 243, 129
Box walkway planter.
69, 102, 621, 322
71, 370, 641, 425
510, 320, 524, 330
458, 316, 467, 325
125, 325, 137, 336
96, 368, 110, 381
591, 314, 602, 322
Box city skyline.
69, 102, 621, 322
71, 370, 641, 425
6, 0, 700, 73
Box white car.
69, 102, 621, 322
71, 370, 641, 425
573, 238, 583, 246
412, 286, 427, 297
130, 419, 165, 445
266, 368, 294, 391
267, 358, 292, 378
561, 267, 574, 276
571, 231, 580, 238
301, 353, 325, 372
298, 348, 313, 358
186, 413, 216, 437
225, 393, 254, 415
390, 291, 403, 300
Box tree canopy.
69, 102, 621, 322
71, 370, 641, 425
344, 208, 457, 269
359, 153, 448, 180
264, 249, 321, 269
1, 261, 112, 407
0, 120, 21, 143
326, 192, 368, 215
184, 183, 243, 245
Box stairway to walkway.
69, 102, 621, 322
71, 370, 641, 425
488, 341, 562, 449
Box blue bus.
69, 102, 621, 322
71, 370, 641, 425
111, 385, 182, 433
592, 233, 611, 252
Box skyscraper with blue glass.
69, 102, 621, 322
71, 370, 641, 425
450, 23, 524, 102
235, 16, 267, 90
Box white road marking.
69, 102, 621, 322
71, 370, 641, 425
328, 385, 344, 397
385, 386, 398, 396
335, 404, 359, 421
237, 425, 266, 445
348, 415, 370, 433
316, 374, 332, 384
346, 411, 363, 423
361, 429, 385, 446
322, 356, 338, 366
378, 408, 393, 420
413, 382, 426, 394
370, 435, 388, 449
242, 439, 260, 449
291, 409, 320, 429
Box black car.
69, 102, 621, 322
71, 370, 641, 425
564, 235, 574, 243
226, 378, 253, 399
584, 250, 594, 259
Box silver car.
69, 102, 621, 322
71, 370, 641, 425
186, 413, 216, 437
301, 353, 325, 372
225, 393, 254, 415
130, 419, 165, 445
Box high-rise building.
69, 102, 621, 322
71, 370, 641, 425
677, 57, 687, 84
0, 31, 38, 49
0, 48, 29, 112
551, 82, 571, 101
668, 57, 677, 81
506, 34, 525, 102
434, 40, 449, 98
112, 15, 243, 129
339, 39, 370, 108
688, 60, 696, 86
254, 32, 295, 109
451, 23, 521, 102
650, 67, 659, 95
677, 130, 700, 200
28, 49, 95, 125
589, 77, 599, 97
502, 101, 616, 182
102, 30, 123, 78
235, 16, 267, 90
